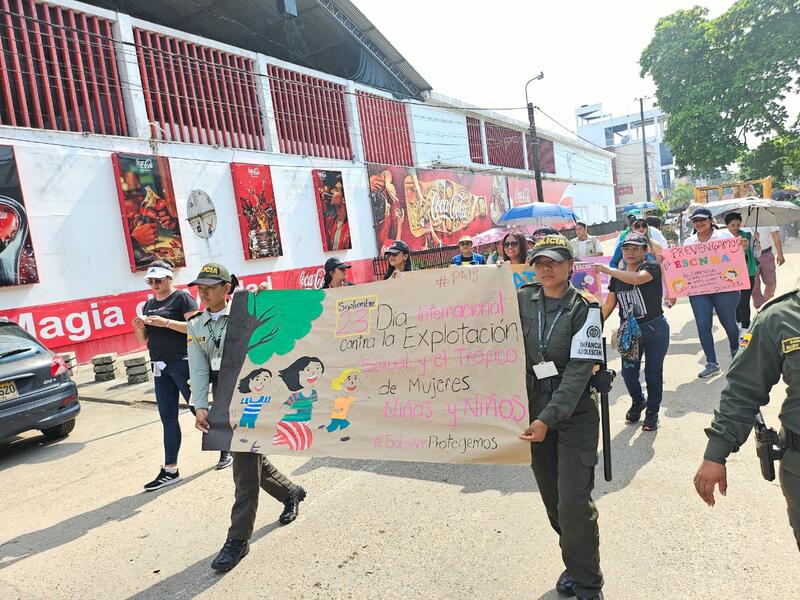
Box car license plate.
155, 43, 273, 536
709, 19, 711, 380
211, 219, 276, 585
0, 380, 19, 401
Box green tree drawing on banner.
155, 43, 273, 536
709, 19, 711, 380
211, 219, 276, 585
245, 290, 325, 365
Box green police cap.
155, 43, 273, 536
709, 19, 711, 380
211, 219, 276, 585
188, 263, 232, 286
529, 234, 574, 264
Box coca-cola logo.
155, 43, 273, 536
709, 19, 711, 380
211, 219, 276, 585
248, 167, 260, 177
136, 159, 154, 170
427, 186, 471, 224
298, 268, 325, 289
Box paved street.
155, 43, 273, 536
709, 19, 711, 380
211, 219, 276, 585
2, 245, 799, 600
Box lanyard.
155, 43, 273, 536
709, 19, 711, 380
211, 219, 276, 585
206, 317, 227, 349
538, 297, 566, 359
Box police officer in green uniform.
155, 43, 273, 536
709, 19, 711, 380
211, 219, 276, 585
518, 235, 605, 600
694, 289, 800, 551
187, 263, 306, 572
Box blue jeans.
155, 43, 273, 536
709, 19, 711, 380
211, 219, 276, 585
688, 291, 740, 365
153, 358, 191, 465
621, 315, 670, 415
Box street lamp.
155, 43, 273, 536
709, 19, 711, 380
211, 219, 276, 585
525, 72, 545, 203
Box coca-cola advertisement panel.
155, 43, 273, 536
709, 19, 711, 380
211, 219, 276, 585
506, 177, 575, 230
230, 163, 283, 260
313, 169, 351, 252
0, 145, 39, 287
368, 165, 509, 252
112, 153, 186, 272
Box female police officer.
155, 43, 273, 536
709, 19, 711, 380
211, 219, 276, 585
518, 235, 605, 600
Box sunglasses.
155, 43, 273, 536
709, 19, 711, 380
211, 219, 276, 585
459, 241, 472, 246
503, 240, 519, 248
146, 278, 165, 285
632, 223, 648, 230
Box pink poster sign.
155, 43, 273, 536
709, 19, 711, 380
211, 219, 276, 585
511, 263, 603, 298
661, 238, 750, 297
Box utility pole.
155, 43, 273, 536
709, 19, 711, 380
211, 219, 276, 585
639, 97, 652, 203
525, 72, 545, 202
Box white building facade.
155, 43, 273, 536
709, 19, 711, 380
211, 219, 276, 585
0, 0, 615, 361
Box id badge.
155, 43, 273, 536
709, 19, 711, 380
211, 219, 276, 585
533, 361, 559, 379
211, 357, 222, 371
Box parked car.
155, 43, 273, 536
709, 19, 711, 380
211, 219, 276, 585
0, 318, 79, 442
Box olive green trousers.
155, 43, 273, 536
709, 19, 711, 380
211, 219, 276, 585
529, 389, 603, 597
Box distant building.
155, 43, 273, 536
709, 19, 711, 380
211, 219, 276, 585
576, 103, 676, 195
609, 142, 661, 206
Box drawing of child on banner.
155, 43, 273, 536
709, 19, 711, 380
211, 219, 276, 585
273, 356, 324, 450
236, 368, 273, 429
319, 368, 362, 442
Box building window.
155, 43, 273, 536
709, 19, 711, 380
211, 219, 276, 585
134, 29, 263, 149
357, 91, 413, 166
0, 2, 127, 135
526, 135, 556, 174
485, 123, 525, 170
466, 116, 484, 163
268, 64, 352, 160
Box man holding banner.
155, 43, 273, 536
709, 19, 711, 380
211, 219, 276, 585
518, 235, 606, 600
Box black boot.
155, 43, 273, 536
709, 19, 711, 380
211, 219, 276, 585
556, 569, 576, 597
211, 538, 249, 572
279, 486, 306, 525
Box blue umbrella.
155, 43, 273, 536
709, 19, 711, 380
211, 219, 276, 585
498, 203, 577, 225
623, 202, 657, 213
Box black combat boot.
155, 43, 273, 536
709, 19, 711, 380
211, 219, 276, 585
211, 538, 249, 572
279, 485, 306, 524
556, 569, 575, 596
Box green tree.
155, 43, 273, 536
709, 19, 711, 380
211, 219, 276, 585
668, 182, 695, 207
245, 289, 325, 365
640, 0, 800, 175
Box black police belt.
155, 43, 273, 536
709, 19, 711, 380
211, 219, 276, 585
209, 370, 219, 385
783, 427, 800, 451
527, 371, 563, 393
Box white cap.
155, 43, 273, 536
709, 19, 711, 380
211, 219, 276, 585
144, 266, 173, 281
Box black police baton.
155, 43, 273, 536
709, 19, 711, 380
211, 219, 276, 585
590, 337, 615, 481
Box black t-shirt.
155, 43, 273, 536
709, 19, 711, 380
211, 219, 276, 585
608, 261, 663, 323
143, 290, 198, 360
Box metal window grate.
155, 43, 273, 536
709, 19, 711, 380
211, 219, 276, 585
268, 64, 352, 160
485, 122, 525, 170
134, 28, 264, 150
357, 91, 412, 166
466, 116, 483, 163
0, 1, 127, 135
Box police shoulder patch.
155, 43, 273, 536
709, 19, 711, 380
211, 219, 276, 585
187, 312, 203, 321
782, 337, 800, 354
739, 333, 752, 348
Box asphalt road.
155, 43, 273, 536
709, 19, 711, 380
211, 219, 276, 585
1, 246, 798, 600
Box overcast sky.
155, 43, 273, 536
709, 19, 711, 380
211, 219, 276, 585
356, 0, 736, 137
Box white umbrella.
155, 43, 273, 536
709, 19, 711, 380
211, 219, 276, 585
702, 197, 800, 227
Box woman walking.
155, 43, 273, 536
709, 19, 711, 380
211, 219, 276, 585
599, 233, 669, 431
322, 257, 353, 289
383, 240, 412, 279
131, 261, 231, 491
497, 232, 528, 265
675, 207, 740, 378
